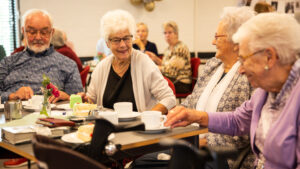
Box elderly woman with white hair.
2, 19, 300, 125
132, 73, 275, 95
165, 13, 300, 169
79, 9, 175, 114
182, 7, 255, 169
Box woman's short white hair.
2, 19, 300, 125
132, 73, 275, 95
22, 9, 53, 27
220, 6, 255, 41
233, 13, 300, 65
100, 9, 136, 42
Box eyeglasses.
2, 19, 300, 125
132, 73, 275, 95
109, 35, 133, 45
214, 33, 227, 40
25, 28, 52, 37
164, 31, 175, 35
239, 49, 265, 64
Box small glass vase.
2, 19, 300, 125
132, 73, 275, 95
40, 100, 51, 117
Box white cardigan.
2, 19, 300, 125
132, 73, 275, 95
87, 49, 176, 112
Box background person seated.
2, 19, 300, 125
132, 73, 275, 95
51, 28, 83, 73
96, 37, 112, 61
160, 21, 192, 94
79, 9, 176, 114
133, 22, 160, 64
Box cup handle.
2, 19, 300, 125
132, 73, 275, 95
161, 115, 167, 126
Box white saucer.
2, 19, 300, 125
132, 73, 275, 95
0, 104, 3, 111
142, 126, 170, 134
56, 104, 71, 110
61, 132, 115, 144
118, 112, 141, 121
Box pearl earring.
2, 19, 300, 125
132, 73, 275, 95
264, 65, 269, 70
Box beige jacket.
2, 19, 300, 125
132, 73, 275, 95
87, 49, 176, 112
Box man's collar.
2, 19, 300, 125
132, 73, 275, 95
26, 45, 55, 57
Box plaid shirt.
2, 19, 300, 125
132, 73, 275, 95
0, 46, 83, 102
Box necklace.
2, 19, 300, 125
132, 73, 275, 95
112, 57, 130, 77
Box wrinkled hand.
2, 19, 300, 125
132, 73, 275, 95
48, 91, 70, 103
164, 106, 208, 128
9, 86, 34, 100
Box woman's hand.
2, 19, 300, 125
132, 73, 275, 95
145, 51, 162, 65
77, 92, 93, 103
164, 106, 209, 128
134, 38, 145, 51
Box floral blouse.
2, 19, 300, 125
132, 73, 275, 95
161, 41, 192, 84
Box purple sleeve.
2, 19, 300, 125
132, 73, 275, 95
208, 98, 254, 136
297, 110, 300, 169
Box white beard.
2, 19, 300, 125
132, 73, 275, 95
29, 44, 49, 53
25, 33, 52, 53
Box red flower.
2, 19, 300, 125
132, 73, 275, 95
52, 89, 60, 97
46, 83, 60, 98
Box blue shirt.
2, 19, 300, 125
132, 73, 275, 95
0, 46, 83, 102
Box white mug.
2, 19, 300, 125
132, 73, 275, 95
29, 95, 44, 106
113, 102, 132, 114
141, 111, 166, 130
98, 111, 118, 125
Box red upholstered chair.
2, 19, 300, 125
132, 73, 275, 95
80, 66, 90, 88
176, 58, 201, 102
164, 76, 176, 95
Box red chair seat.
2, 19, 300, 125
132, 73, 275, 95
175, 58, 201, 102
80, 66, 90, 88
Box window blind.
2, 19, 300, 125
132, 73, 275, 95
0, 0, 20, 56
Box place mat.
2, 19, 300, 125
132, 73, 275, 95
0, 111, 72, 128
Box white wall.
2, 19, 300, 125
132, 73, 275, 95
20, 0, 236, 57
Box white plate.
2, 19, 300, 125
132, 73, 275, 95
23, 104, 55, 111
141, 126, 170, 134
56, 104, 71, 110
0, 104, 3, 111
118, 112, 141, 121
61, 132, 115, 144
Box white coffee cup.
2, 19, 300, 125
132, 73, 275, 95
98, 111, 118, 125
141, 111, 166, 130
113, 102, 132, 114
29, 95, 44, 106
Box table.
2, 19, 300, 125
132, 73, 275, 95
0, 109, 208, 168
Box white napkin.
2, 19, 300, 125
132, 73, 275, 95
157, 153, 171, 160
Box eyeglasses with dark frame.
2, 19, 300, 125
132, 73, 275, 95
109, 35, 133, 45
25, 28, 52, 37
239, 49, 265, 64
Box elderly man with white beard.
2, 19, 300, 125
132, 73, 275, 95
0, 9, 83, 104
